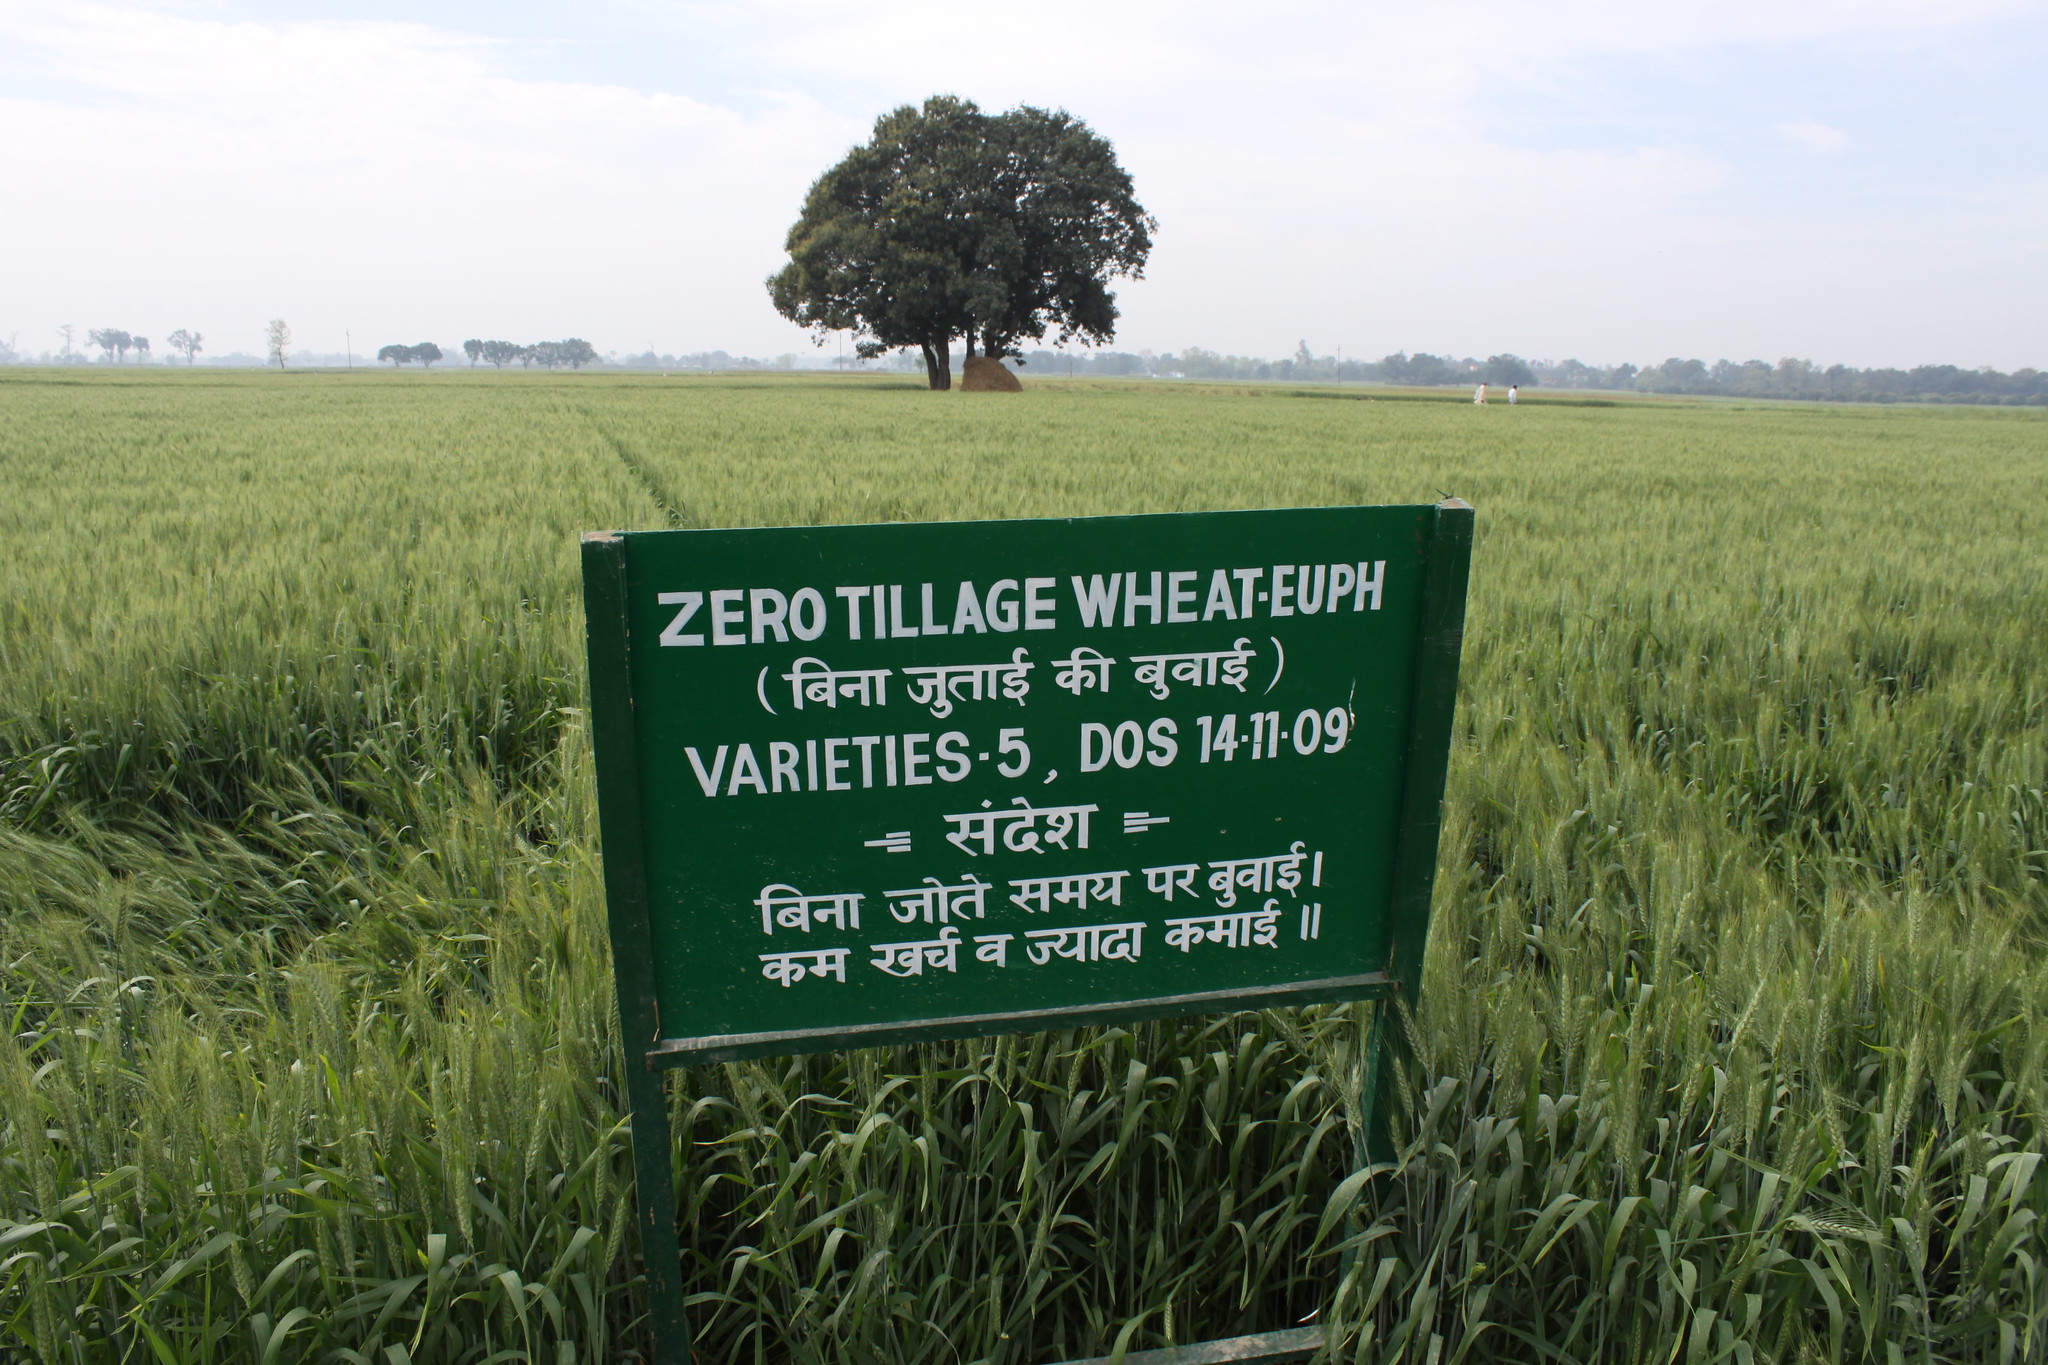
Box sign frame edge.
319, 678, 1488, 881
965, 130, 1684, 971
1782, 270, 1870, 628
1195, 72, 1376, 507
580, 530, 694, 1365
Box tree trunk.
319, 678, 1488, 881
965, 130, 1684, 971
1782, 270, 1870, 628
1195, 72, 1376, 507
921, 340, 953, 391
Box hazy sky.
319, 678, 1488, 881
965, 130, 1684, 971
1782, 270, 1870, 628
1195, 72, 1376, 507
4, 1, 2043, 368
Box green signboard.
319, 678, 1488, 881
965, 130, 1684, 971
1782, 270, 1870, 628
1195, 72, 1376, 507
580, 500, 1472, 1363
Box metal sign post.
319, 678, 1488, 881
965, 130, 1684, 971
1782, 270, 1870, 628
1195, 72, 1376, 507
581, 501, 1473, 1365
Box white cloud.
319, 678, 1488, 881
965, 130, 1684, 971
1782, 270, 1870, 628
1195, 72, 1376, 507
0, 3, 864, 355
723, 0, 2033, 122
0, 0, 2040, 366
1780, 121, 1851, 153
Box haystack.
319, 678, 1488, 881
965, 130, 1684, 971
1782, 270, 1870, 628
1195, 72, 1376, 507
960, 355, 1023, 392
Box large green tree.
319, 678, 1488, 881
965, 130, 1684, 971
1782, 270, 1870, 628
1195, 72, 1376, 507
769, 96, 1155, 390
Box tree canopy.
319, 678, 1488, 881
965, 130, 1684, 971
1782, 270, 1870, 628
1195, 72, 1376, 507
1482, 354, 1535, 388
768, 96, 1155, 390
555, 338, 599, 369
439, 338, 600, 370
88, 329, 133, 362
376, 342, 443, 368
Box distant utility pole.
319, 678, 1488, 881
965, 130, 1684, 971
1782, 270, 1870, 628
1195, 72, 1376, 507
58, 323, 74, 359
346, 331, 352, 370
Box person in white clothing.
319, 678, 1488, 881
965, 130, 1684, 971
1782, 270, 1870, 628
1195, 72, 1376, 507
1473, 382, 1487, 405
1508, 385, 1518, 405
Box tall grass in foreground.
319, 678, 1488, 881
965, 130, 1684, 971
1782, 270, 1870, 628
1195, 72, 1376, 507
0, 369, 2043, 1362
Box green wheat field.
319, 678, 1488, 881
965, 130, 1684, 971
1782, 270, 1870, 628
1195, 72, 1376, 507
2, 367, 2043, 1364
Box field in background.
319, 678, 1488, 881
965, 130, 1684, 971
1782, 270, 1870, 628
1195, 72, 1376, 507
2, 368, 2044, 1364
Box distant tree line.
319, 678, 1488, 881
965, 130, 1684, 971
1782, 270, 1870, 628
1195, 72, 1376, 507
377, 342, 445, 369
85, 329, 150, 363
5, 330, 2041, 402
458, 338, 600, 370
1015, 345, 1534, 387
369, 339, 601, 370
1009, 345, 2047, 404
1598, 356, 2048, 405
615, 349, 806, 371
53, 329, 201, 364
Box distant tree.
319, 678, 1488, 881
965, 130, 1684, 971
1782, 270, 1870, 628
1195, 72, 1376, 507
1534, 358, 1597, 389
1774, 358, 1819, 397
266, 319, 291, 369
377, 344, 410, 367
463, 338, 483, 367
166, 329, 203, 364
529, 341, 565, 369
1638, 357, 1710, 394
516, 346, 538, 369
1482, 354, 1535, 388
89, 328, 133, 363
1673, 357, 1710, 392
769, 96, 1154, 389
412, 342, 443, 370
559, 338, 598, 370
1531, 353, 2038, 404
1908, 363, 1986, 399
132, 336, 151, 363
1381, 351, 1455, 386
479, 340, 519, 368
